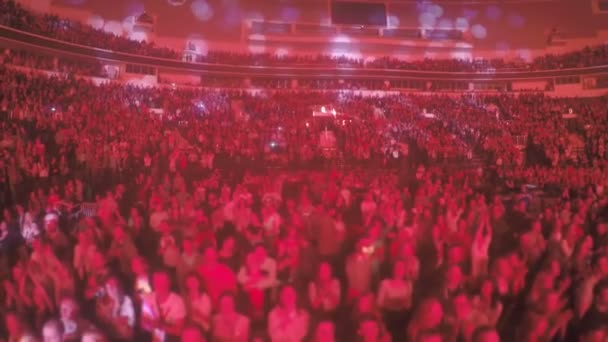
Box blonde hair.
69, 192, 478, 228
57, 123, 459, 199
81, 329, 107, 342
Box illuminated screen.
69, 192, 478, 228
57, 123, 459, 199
331, 1, 387, 26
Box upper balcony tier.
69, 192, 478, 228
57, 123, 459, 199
2, 25, 608, 82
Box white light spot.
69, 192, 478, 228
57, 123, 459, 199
103, 20, 124, 36
387, 15, 400, 27
275, 48, 288, 57
191, 0, 214, 21
508, 14, 525, 28
485, 5, 502, 21
249, 34, 266, 41
129, 31, 147, 42
419, 12, 437, 28
451, 51, 471, 60
471, 24, 487, 39
518, 49, 532, 61
167, 0, 187, 6
329, 50, 360, 59
88, 15, 104, 30
248, 43, 266, 54
332, 35, 351, 44
455, 17, 469, 31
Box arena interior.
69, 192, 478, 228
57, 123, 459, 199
1, 0, 608, 341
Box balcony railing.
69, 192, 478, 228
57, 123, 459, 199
2, 25, 608, 81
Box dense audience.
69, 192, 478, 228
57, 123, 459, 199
0, 49, 107, 77
1, 0, 608, 73
0, 47, 608, 342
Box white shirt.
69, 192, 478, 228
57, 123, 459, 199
113, 296, 136, 327
141, 292, 186, 340
188, 292, 212, 330
268, 307, 309, 342
20, 213, 40, 244
238, 257, 278, 289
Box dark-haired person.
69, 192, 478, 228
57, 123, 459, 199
308, 261, 341, 320
268, 285, 309, 342
472, 279, 503, 328
238, 244, 278, 318
141, 270, 186, 341
95, 275, 135, 340
211, 292, 250, 342
407, 298, 444, 342
445, 292, 487, 342
312, 320, 336, 342
176, 239, 203, 293
198, 244, 237, 305
357, 315, 390, 342
377, 259, 413, 342
107, 225, 138, 275
182, 272, 212, 334
59, 296, 95, 341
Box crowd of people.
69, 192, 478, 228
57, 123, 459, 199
0, 49, 106, 77
1, 0, 608, 73
0, 0, 178, 59
0, 43, 608, 342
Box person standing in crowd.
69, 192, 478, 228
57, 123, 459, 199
211, 292, 250, 342
182, 273, 212, 335
140, 270, 186, 341
308, 261, 341, 320
198, 244, 237, 305
41, 319, 64, 342
95, 275, 135, 340
268, 285, 309, 342
377, 259, 413, 341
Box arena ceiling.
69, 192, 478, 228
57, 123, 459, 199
51, 0, 608, 51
